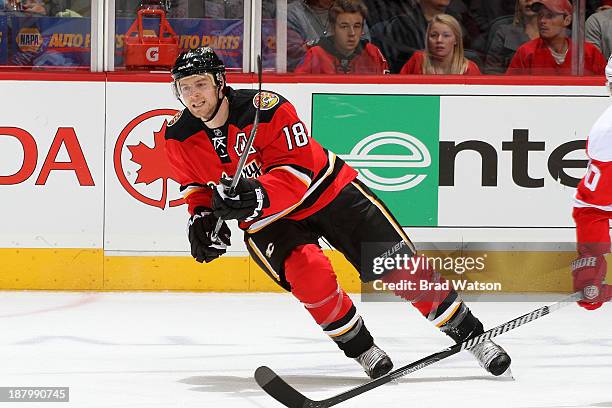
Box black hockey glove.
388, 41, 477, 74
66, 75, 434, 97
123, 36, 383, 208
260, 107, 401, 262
212, 177, 270, 222
188, 208, 231, 263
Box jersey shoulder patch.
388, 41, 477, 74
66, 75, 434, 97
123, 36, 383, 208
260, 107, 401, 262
253, 91, 280, 111
167, 110, 183, 127
164, 109, 202, 142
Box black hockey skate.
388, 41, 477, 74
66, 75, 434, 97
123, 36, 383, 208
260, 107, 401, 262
354, 344, 394, 379
468, 340, 511, 376
441, 304, 511, 376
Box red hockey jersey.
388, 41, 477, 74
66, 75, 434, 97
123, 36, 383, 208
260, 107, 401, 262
164, 87, 357, 233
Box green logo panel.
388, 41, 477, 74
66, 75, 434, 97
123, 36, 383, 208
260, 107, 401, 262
312, 94, 439, 226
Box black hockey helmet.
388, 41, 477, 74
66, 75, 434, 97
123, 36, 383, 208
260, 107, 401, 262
171, 47, 228, 118
171, 47, 226, 85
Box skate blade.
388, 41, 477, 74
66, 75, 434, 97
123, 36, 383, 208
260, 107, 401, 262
500, 367, 515, 381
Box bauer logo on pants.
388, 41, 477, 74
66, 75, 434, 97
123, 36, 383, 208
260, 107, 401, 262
312, 94, 439, 227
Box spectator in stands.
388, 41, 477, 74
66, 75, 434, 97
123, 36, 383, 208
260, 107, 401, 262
3, 0, 18, 11
466, 0, 516, 34
287, 0, 371, 71
506, 0, 607, 75
362, 0, 414, 27
295, 0, 388, 74
48, 0, 90, 16
399, 13, 480, 74
166, 0, 276, 19
587, 0, 612, 16
586, 2, 612, 59
485, 0, 539, 74
5, 0, 46, 13
371, 0, 467, 73
446, 0, 487, 61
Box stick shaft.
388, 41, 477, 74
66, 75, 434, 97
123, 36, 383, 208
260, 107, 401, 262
211, 55, 262, 239
256, 292, 583, 408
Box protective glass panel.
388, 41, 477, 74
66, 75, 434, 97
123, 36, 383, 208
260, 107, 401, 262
116, 0, 245, 71
266, 0, 603, 77
0, 0, 92, 69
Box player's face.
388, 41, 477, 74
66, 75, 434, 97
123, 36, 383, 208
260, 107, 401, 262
332, 12, 364, 55
177, 74, 222, 120
537, 7, 571, 40
427, 22, 457, 60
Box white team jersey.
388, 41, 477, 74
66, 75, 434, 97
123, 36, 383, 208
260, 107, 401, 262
574, 101, 612, 210
587, 103, 612, 162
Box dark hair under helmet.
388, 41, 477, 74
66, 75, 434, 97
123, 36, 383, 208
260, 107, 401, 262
171, 47, 226, 86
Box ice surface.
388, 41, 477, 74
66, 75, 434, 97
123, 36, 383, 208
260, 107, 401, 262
0, 291, 610, 408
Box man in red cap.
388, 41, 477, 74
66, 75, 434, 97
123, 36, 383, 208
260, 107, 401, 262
506, 0, 607, 75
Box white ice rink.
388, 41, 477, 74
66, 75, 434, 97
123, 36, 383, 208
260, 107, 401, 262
0, 291, 610, 408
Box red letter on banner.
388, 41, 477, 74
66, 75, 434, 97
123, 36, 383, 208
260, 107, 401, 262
0, 127, 38, 185
36, 127, 94, 186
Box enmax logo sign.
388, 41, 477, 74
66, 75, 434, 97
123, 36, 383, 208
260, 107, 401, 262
312, 94, 589, 228
313, 94, 440, 226
342, 131, 432, 192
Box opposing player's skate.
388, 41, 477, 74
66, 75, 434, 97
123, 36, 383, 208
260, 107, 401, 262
354, 344, 393, 379
440, 303, 511, 376
468, 339, 511, 376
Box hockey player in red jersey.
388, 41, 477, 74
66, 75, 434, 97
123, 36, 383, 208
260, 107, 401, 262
164, 47, 511, 379
571, 57, 612, 310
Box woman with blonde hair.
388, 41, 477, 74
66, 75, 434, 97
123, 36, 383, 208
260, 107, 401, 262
400, 13, 481, 75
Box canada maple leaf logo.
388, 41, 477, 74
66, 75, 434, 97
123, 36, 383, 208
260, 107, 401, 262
114, 109, 184, 209
128, 121, 174, 185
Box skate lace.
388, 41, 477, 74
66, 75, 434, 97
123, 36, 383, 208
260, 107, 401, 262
469, 340, 503, 368
356, 345, 386, 372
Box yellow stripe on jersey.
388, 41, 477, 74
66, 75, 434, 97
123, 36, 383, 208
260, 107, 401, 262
268, 166, 312, 187
246, 238, 281, 281
350, 181, 415, 253
247, 152, 337, 233
182, 185, 208, 199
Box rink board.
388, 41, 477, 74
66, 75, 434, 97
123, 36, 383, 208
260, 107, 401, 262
0, 77, 608, 291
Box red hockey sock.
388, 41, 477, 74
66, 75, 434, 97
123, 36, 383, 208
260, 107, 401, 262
284, 244, 373, 358
284, 244, 352, 325
380, 254, 462, 325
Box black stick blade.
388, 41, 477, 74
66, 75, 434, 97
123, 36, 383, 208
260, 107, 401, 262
255, 366, 321, 408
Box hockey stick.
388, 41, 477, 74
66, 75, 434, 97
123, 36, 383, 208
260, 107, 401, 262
255, 291, 583, 408
211, 55, 263, 241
